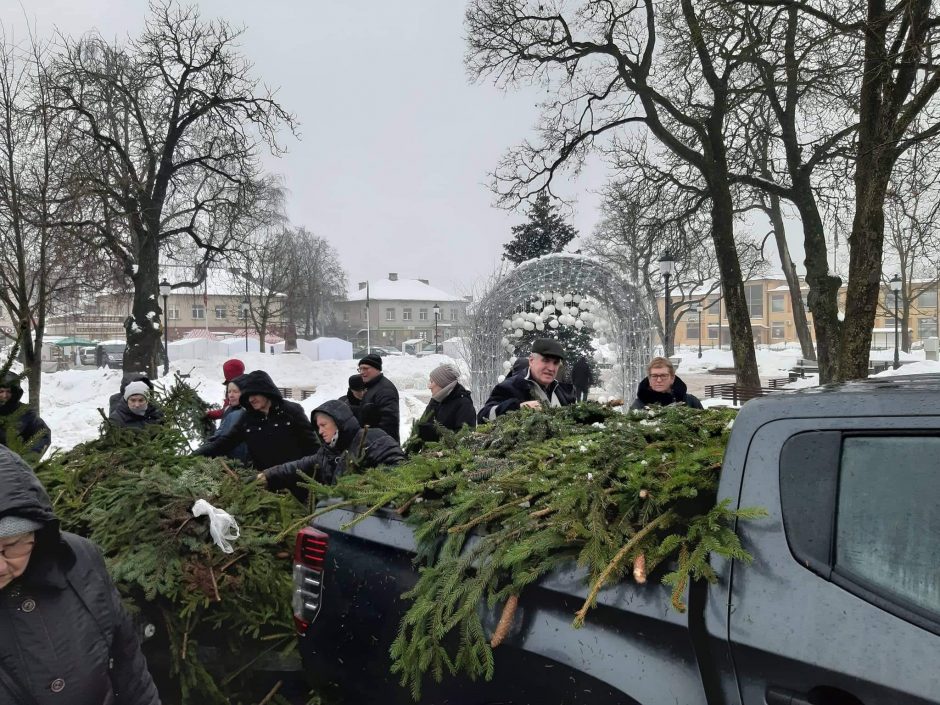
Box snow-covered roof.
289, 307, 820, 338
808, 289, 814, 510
345, 278, 464, 303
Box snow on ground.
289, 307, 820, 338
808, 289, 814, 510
674, 344, 804, 377
31, 352, 465, 455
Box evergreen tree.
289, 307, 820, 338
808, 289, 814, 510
502, 193, 578, 264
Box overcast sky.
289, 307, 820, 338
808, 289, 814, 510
5, 0, 610, 297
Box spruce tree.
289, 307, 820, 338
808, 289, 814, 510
502, 192, 577, 264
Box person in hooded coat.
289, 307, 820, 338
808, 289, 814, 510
414, 364, 476, 444
205, 359, 245, 423
0, 446, 161, 704
108, 381, 165, 429
630, 357, 703, 410
192, 370, 319, 471
263, 399, 405, 497
0, 372, 50, 463
337, 374, 381, 428
108, 373, 154, 416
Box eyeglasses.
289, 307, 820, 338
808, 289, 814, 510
0, 538, 35, 560
649, 373, 672, 380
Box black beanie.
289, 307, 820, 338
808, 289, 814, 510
358, 353, 383, 371
348, 374, 366, 391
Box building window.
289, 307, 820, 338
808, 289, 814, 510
385, 308, 395, 321
771, 322, 785, 339
402, 308, 412, 321
836, 436, 940, 619
705, 296, 720, 312
419, 330, 428, 341
214, 305, 227, 320
450, 308, 458, 321
918, 318, 937, 338
917, 290, 938, 308
685, 317, 700, 339
192, 304, 205, 320
745, 284, 764, 318
419, 308, 428, 321
168, 307, 180, 321
770, 295, 786, 313
707, 325, 717, 339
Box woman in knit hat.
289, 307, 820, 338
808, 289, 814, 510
0, 446, 161, 703
412, 363, 476, 446
108, 380, 165, 429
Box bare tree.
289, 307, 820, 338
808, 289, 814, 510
51, 1, 295, 375
232, 227, 291, 352
466, 0, 763, 385
281, 227, 347, 342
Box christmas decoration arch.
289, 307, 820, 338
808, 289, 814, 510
468, 253, 654, 404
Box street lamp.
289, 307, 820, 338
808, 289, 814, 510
658, 252, 676, 355
890, 274, 901, 369
695, 303, 703, 358
159, 278, 171, 376
432, 303, 441, 354
241, 297, 250, 352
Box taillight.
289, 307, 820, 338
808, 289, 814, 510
292, 527, 328, 635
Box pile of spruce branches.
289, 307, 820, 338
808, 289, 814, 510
308, 403, 764, 700
37, 376, 311, 705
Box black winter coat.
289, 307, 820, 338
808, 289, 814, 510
265, 400, 405, 493
0, 446, 161, 705
415, 383, 476, 443
107, 374, 154, 415
629, 375, 704, 410
193, 370, 319, 470
478, 371, 575, 423
108, 400, 165, 429
360, 374, 400, 441
571, 358, 593, 390
0, 374, 50, 462
338, 392, 381, 428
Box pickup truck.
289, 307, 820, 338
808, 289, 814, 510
291, 375, 940, 704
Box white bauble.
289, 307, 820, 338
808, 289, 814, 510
569, 306, 579, 316
523, 321, 535, 331
532, 300, 543, 309
512, 317, 524, 328
573, 294, 582, 304
497, 375, 506, 383
502, 360, 512, 371
575, 319, 584, 329
514, 328, 524, 338
564, 292, 573, 302
536, 321, 544, 331
502, 319, 512, 329
501, 337, 509, 346
548, 319, 559, 329
506, 344, 516, 353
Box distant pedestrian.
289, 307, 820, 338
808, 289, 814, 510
0, 446, 161, 704
108, 381, 165, 429
0, 372, 50, 464
630, 357, 703, 410
206, 358, 245, 423
357, 354, 401, 441
571, 356, 594, 403
414, 363, 476, 443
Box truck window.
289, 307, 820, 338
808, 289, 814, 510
836, 436, 940, 621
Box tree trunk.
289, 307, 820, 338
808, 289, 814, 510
17, 318, 41, 413
285, 321, 298, 351
124, 235, 163, 377
764, 191, 815, 360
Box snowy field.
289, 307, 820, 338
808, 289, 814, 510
16, 344, 940, 456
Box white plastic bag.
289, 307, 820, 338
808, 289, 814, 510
191, 499, 240, 553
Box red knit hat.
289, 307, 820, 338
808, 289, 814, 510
222, 358, 245, 383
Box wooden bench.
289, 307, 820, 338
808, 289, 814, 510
704, 383, 783, 404
766, 377, 791, 389
710, 367, 739, 376
299, 387, 318, 401
277, 386, 293, 399
788, 359, 819, 381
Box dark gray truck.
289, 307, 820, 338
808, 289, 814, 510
291, 376, 940, 704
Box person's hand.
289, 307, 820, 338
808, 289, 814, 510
521, 400, 541, 410
256, 472, 267, 487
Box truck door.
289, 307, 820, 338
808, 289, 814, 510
728, 418, 940, 705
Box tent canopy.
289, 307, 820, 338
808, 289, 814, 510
53, 337, 97, 347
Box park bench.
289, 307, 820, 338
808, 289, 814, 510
788, 358, 819, 381
704, 383, 784, 405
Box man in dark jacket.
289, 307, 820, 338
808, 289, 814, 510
630, 357, 704, 410
478, 338, 575, 423
108, 373, 155, 415
108, 380, 165, 429
193, 370, 319, 471
263, 399, 404, 498
414, 363, 476, 443
0, 446, 161, 704
0, 372, 50, 463
571, 356, 594, 403
357, 354, 401, 441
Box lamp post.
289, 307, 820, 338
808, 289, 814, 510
432, 303, 441, 354
241, 297, 250, 352
696, 303, 703, 358
658, 252, 676, 355
890, 274, 901, 369
159, 279, 171, 376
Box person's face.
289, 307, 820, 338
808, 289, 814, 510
0, 532, 35, 590
248, 394, 272, 414
358, 364, 380, 384
428, 379, 442, 395
316, 414, 338, 443
0, 388, 11, 404
351, 388, 366, 401
127, 394, 148, 411
528, 353, 562, 386
226, 383, 242, 407
648, 366, 674, 393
